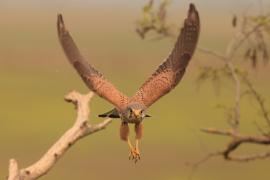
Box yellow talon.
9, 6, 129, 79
129, 148, 140, 162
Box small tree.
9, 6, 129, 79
135, 0, 270, 170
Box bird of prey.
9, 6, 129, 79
57, 3, 200, 163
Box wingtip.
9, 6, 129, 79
187, 3, 199, 22
189, 3, 196, 12
57, 13, 62, 18
57, 13, 63, 23
57, 13, 66, 33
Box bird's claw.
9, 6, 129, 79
129, 148, 140, 163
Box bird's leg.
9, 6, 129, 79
127, 137, 134, 150
127, 137, 139, 160
134, 122, 143, 162
135, 139, 140, 155
120, 122, 139, 161
120, 122, 129, 142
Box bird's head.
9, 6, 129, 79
123, 103, 149, 121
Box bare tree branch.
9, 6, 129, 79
200, 128, 270, 161
226, 62, 241, 129
241, 76, 270, 128
201, 128, 270, 143
7, 91, 112, 180
135, 2, 270, 179
225, 151, 270, 162
8, 159, 20, 180
198, 47, 227, 61
198, 47, 241, 129
228, 23, 265, 59
187, 151, 222, 180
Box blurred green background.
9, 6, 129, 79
1, 0, 270, 179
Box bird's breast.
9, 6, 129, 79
121, 116, 143, 124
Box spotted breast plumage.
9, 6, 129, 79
57, 3, 200, 163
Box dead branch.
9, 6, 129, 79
188, 127, 270, 180
136, 2, 270, 179
188, 13, 269, 179
187, 151, 223, 180
195, 46, 270, 165
7, 91, 112, 180
198, 128, 270, 162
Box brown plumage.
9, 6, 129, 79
120, 122, 129, 141
57, 15, 129, 111
131, 5, 200, 107
57, 3, 200, 163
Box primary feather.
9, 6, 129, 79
131, 3, 200, 108
57, 14, 128, 111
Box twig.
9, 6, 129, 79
225, 151, 270, 162
7, 91, 112, 180
188, 127, 270, 179
241, 76, 270, 128
187, 151, 222, 180
229, 23, 264, 59
198, 17, 267, 129
136, 2, 270, 178
226, 61, 241, 129
198, 47, 241, 129
198, 47, 227, 61
201, 128, 270, 160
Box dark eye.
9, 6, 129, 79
128, 108, 132, 116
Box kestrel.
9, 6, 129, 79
57, 3, 200, 163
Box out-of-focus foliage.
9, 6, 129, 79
136, 0, 270, 68
136, 0, 270, 167
135, 0, 173, 39
237, 13, 270, 67
196, 66, 231, 95
196, 10, 270, 129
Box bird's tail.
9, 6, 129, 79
98, 108, 152, 118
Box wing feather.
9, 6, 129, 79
131, 3, 200, 108
57, 14, 128, 110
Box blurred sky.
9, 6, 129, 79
0, 0, 269, 12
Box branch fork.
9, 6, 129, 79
7, 91, 112, 180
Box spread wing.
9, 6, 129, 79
131, 3, 200, 108
57, 14, 128, 110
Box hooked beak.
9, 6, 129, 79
132, 109, 151, 118
133, 109, 142, 118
